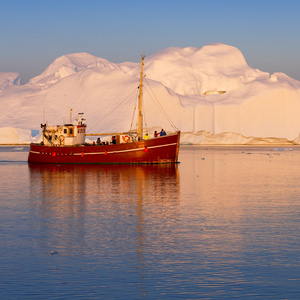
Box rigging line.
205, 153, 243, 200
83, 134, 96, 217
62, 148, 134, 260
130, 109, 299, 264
129, 88, 139, 131
143, 79, 179, 131
67, 73, 82, 116
141, 87, 148, 133
74, 72, 87, 111
87, 87, 139, 133
144, 78, 176, 126
143, 101, 148, 133
144, 85, 172, 127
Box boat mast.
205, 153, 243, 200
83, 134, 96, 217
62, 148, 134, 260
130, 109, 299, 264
138, 54, 145, 141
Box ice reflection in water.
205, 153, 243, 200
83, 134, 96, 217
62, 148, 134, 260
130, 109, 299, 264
178, 147, 300, 298
0, 146, 300, 299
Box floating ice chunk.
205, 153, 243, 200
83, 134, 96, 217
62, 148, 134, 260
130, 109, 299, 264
271, 148, 293, 151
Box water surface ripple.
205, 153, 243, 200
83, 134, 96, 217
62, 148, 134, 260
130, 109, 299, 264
0, 146, 299, 299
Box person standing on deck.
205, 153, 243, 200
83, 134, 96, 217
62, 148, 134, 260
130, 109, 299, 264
160, 129, 166, 136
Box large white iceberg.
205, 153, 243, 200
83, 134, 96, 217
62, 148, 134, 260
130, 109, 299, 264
1, 43, 300, 144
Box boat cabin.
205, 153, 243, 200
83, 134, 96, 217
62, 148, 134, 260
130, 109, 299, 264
41, 113, 86, 146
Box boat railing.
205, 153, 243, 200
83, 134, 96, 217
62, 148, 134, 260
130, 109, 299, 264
86, 130, 138, 137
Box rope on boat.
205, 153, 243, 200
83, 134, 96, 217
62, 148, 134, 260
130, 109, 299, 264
129, 88, 139, 132
143, 94, 148, 134
87, 75, 179, 135
144, 78, 179, 131
87, 87, 138, 133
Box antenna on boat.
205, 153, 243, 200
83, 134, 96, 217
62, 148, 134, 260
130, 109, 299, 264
42, 94, 45, 124
64, 93, 67, 124
138, 53, 145, 141
70, 108, 73, 124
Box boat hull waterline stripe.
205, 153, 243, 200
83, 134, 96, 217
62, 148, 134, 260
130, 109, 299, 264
29, 142, 178, 156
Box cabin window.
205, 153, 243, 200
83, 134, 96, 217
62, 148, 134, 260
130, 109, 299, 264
77, 128, 85, 133
64, 129, 67, 134
69, 128, 73, 134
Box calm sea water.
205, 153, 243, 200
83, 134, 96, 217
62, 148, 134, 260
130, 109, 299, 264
0, 145, 299, 299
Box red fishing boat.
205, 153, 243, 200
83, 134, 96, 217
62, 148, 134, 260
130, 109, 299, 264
28, 55, 180, 164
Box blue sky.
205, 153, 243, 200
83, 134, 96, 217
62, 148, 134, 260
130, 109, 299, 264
1, 0, 300, 83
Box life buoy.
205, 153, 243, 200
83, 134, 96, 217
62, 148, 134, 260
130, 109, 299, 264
122, 135, 130, 143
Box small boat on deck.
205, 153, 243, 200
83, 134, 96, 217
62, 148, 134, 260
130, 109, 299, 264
28, 55, 180, 164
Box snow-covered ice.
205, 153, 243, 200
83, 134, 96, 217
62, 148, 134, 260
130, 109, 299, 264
1, 43, 300, 145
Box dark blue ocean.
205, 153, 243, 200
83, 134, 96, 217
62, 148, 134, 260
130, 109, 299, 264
0, 145, 299, 299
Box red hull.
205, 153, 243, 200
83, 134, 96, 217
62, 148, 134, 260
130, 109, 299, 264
28, 132, 180, 164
